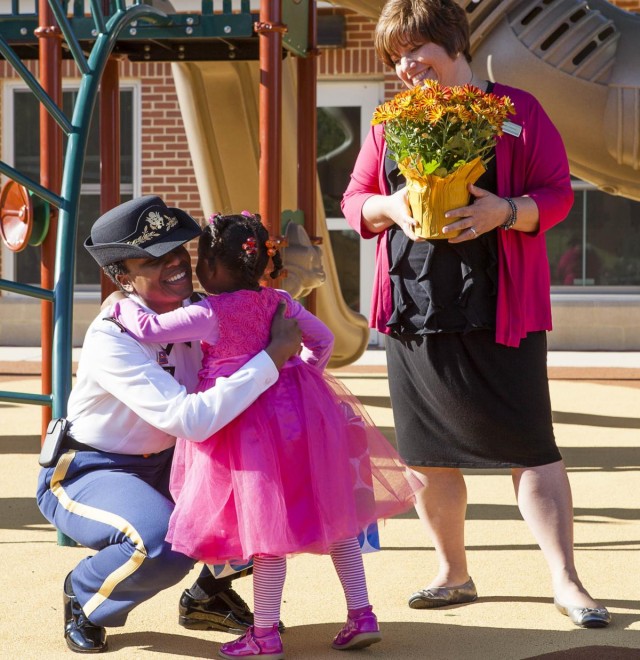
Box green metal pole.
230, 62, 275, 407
51, 2, 167, 417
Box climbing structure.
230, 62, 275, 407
0, 0, 371, 437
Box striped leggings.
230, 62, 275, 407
253, 536, 369, 629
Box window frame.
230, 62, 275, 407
317, 80, 384, 344
550, 177, 640, 295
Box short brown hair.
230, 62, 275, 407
374, 0, 471, 69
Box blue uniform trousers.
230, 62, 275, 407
36, 448, 195, 627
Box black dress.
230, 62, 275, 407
384, 140, 561, 469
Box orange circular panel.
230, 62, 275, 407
0, 180, 34, 252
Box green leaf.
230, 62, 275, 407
421, 158, 441, 175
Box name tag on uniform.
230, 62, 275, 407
157, 350, 169, 366
503, 121, 522, 138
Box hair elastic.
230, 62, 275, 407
242, 236, 258, 255
265, 239, 278, 257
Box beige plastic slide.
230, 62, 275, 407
171, 59, 370, 368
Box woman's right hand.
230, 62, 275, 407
362, 188, 422, 241
266, 301, 302, 370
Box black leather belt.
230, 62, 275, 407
61, 434, 96, 452
62, 434, 158, 458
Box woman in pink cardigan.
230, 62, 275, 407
342, 0, 610, 628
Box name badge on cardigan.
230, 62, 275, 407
503, 121, 522, 138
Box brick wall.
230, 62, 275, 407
130, 61, 202, 219
122, 60, 203, 264
318, 9, 385, 78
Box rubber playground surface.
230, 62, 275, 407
0, 353, 639, 659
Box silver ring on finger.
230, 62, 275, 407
469, 226, 478, 237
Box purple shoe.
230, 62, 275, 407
219, 625, 284, 659
332, 606, 382, 651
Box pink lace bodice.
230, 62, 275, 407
200, 288, 283, 365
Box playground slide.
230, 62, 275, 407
171, 59, 370, 368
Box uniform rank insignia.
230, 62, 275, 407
103, 317, 127, 332
157, 350, 169, 366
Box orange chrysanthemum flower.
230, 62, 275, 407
372, 79, 515, 177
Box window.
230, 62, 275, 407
548, 178, 640, 289
3, 84, 138, 292
317, 105, 362, 311
317, 82, 382, 342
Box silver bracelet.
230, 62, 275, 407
501, 197, 517, 230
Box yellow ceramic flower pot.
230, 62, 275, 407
399, 157, 486, 239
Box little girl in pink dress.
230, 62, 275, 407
115, 212, 420, 659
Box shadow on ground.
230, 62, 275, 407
0, 434, 40, 454
552, 411, 640, 429
107, 620, 640, 659
5, 494, 639, 534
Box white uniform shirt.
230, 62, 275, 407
67, 298, 279, 455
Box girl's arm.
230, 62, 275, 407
83, 321, 278, 442
277, 290, 334, 370
113, 297, 220, 345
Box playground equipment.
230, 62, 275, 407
0, 180, 50, 251
0, 0, 348, 546
0, 1, 174, 423
0, 0, 368, 445
466, 0, 640, 202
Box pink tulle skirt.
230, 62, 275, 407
166, 357, 420, 564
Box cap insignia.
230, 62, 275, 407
127, 211, 179, 247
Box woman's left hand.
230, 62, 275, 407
442, 184, 511, 243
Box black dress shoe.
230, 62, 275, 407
63, 573, 108, 653
178, 587, 285, 634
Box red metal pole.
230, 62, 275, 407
36, 0, 63, 437
99, 56, 121, 300
257, 0, 284, 241
296, 0, 319, 313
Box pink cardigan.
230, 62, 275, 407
341, 83, 573, 348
